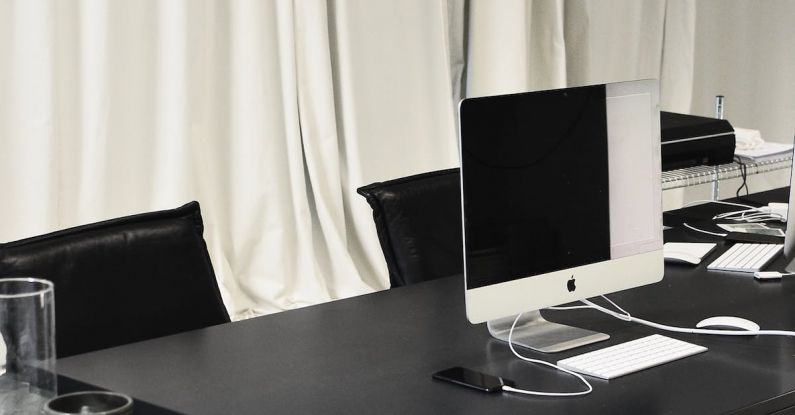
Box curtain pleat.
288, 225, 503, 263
0, 0, 57, 237
466, 0, 567, 96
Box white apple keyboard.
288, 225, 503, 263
706, 243, 783, 273
557, 334, 707, 380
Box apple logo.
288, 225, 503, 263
567, 276, 576, 292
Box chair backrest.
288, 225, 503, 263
0, 201, 230, 357
357, 168, 463, 287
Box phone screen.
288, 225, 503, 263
432, 367, 513, 393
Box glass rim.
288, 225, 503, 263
45, 391, 133, 414
0, 277, 54, 299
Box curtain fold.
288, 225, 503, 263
0, 0, 57, 238
327, 1, 461, 295
466, 0, 567, 96
464, 0, 695, 108
659, 0, 696, 112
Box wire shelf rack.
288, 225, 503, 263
662, 156, 793, 192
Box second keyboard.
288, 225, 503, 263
707, 243, 783, 273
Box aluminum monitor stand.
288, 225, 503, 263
487, 310, 609, 353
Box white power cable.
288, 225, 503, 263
581, 297, 795, 338
500, 312, 593, 397
680, 199, 756, 210
712, 208, 783, 223
681, 199, 784, 224
683, 223, 728, 237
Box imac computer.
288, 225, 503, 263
459, 79, 664, 353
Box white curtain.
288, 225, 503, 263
465, 0, 695, 109
0, 0, 462, 318
0, 0, 714, 319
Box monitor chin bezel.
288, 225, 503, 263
464, 249, 664, 324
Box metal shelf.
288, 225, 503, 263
662, 156, 793, 194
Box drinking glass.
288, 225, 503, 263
0, 277, 57, 414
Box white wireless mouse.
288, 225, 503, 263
663, 251, 702, 265
696, 316, 761, 332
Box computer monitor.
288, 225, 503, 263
783, 137, 795, 271
459, 79, 664, 353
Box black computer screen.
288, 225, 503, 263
460, 85, 611, 289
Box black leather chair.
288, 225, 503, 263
0, 201, 230, 357
357, 168, 463, 287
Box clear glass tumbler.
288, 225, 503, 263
0, 278, 57, 414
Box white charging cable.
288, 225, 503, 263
500, 313, 593, 397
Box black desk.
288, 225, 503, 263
58, 189, 795, 414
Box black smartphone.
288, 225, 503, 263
432, 367, 514, 393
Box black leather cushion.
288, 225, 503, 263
0, 201, 229, 357
357, 168, 463, 287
